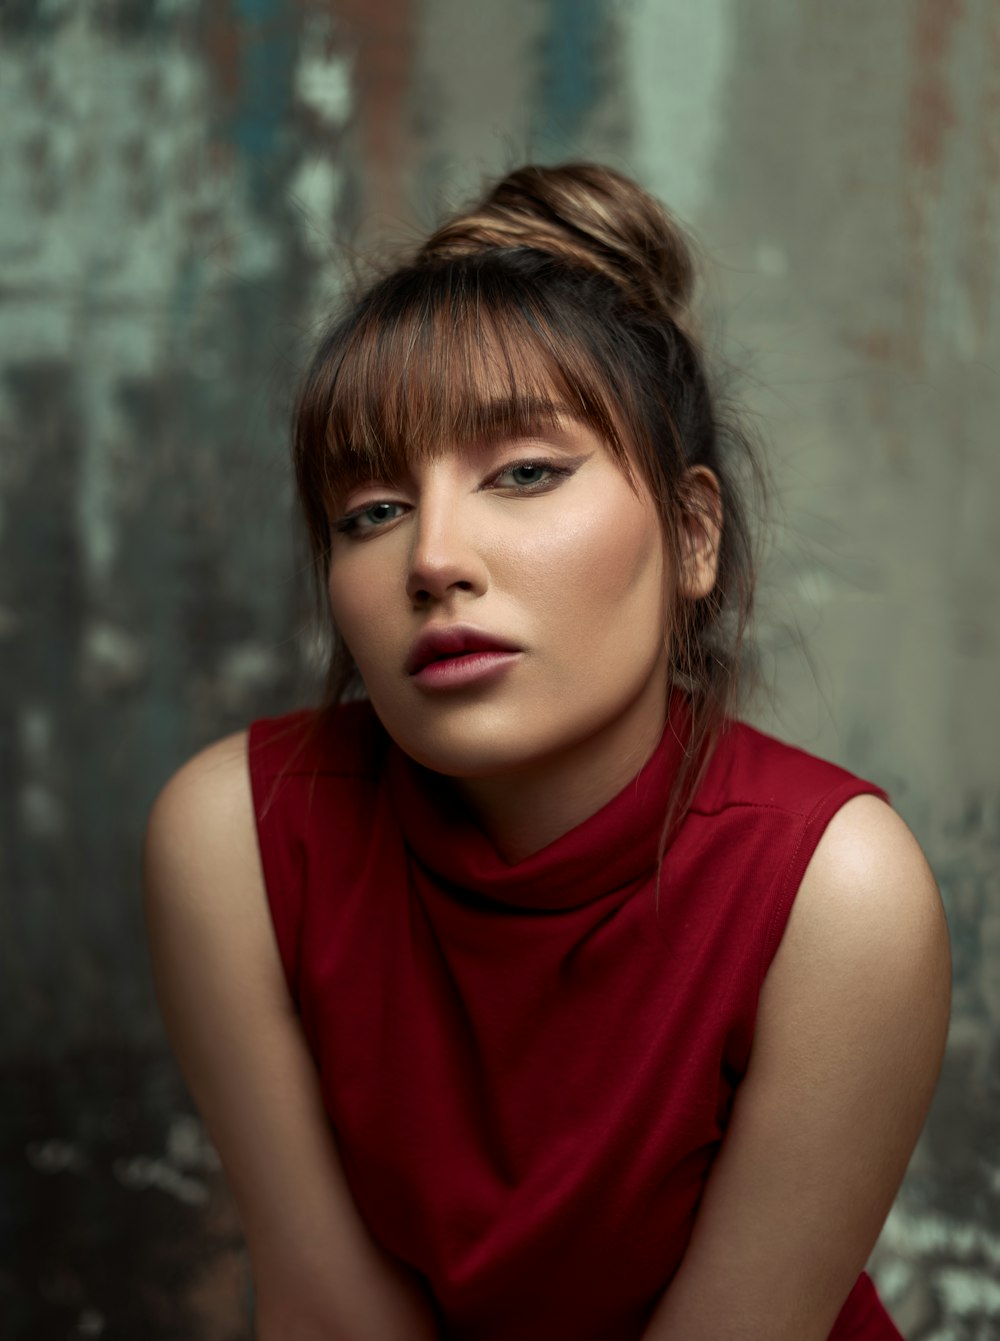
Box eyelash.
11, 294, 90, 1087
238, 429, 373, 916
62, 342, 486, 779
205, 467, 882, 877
332, 459, 575, 538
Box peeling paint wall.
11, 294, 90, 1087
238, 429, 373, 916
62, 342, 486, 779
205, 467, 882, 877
3, 1, 997, 1337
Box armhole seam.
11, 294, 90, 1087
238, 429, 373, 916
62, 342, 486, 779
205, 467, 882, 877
246, 722, 302, 1012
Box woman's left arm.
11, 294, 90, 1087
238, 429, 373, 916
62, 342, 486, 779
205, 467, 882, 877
641, 794, 952, 1341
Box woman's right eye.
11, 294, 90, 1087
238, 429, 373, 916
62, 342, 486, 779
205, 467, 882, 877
333, 501, 406, 537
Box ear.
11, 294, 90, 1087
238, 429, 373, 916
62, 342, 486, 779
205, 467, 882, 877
677, 466, 722, 601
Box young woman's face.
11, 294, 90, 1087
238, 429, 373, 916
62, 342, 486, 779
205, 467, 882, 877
326, 412, 673, 782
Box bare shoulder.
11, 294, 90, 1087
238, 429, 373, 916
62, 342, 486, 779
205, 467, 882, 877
144, 730, 254, 866
782, 793, 952, 1001
142, 730, 265, 937
141, 726, 290, 1013
756, 790, 952, 1120
803, 792, 939, 905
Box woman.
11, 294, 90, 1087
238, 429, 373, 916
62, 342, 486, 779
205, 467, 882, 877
142, 163, 951, 1340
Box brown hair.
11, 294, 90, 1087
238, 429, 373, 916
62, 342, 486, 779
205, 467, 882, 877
291, 162, 767, 908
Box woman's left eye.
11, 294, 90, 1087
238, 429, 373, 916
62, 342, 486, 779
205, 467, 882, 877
492, 459, 570, 490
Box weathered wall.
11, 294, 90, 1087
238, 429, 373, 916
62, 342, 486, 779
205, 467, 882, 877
2, 1, 997, 1336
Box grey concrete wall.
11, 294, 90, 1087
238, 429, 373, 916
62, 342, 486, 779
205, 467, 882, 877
2, 1, 997, 1336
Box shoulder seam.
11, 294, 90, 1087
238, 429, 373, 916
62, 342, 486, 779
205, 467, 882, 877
689, 798, 829, 821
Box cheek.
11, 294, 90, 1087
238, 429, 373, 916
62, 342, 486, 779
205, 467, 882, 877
514, 487, 665, 621
326, 559, 394, 667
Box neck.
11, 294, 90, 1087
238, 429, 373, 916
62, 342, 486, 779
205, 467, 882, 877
449, 673, 673, 865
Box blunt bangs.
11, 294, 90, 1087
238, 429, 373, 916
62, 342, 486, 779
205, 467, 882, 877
311, 255, 649, 513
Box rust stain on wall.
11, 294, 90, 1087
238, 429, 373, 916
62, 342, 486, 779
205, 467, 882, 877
901, 0, 965, 372
968, 4, 1000, 350
853, 0, 993, 385
907, 0, 963, 172
335, 0, 415, 227
202, 0, 243, 103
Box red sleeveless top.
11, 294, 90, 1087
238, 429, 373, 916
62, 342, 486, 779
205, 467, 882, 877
247, 688, 902, 1340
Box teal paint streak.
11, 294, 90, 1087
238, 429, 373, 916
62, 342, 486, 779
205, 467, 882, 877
168, 254, 202, 357
230, 0, 297, 212
236, 0, 279, 19
538, 0, 607, 149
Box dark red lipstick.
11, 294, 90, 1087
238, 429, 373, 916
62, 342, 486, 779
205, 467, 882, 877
405, 625, 522, 676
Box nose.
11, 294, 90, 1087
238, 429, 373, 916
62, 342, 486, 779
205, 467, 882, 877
404, 485, 489, 605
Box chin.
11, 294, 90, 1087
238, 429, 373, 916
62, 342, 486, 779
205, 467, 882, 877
371, 690, 614, 784
385, 721, 536, 780
363, 695, 524, 776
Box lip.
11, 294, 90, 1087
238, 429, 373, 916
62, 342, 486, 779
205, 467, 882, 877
405, 624, 522, 676
410, 650, 521, 690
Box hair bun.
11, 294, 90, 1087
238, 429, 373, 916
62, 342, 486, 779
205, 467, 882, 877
419, 162, 701, 340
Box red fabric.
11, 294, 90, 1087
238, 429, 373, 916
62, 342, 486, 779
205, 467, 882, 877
247, 687, 903, 1341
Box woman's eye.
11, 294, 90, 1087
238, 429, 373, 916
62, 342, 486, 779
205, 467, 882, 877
494, 460, 570, 490
333, 501, 405, 536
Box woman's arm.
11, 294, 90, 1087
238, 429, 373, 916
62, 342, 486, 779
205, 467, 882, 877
641, 793, 951, 1341
141, 733, 441, 1341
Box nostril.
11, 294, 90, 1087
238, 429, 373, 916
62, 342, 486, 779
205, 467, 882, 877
408, 577, 477, 606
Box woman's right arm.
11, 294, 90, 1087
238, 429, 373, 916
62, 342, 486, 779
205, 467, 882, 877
141, 731, 441, 1341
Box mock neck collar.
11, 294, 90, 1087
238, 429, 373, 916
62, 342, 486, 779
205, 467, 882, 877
385, 686, 693, 911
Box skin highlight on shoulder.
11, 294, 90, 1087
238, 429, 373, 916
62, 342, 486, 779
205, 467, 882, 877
145, 731, 251, 840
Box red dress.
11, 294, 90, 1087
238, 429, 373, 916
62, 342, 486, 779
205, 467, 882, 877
248, 687, 903, 1340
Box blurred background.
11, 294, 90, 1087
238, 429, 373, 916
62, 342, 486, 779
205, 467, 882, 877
2, 0, 998, 1337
